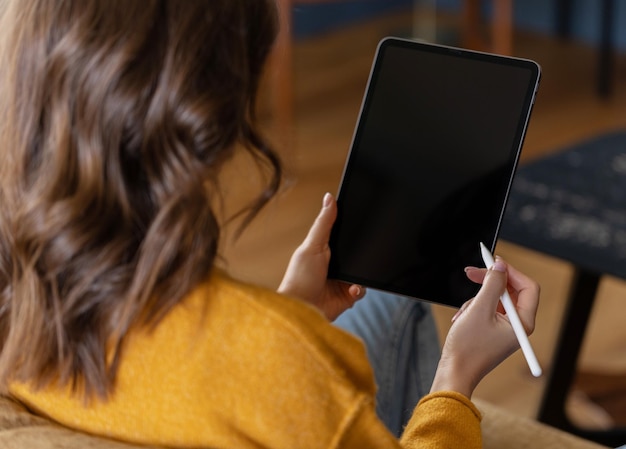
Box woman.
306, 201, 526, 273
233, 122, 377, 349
0, 0, 539, 447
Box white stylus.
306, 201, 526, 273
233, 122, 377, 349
479, 242, 542, 377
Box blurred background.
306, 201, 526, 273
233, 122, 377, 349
221, 0, 626, 444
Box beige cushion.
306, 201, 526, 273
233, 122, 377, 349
476, 398, 610, 449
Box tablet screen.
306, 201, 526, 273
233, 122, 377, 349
328, 38, 540, 308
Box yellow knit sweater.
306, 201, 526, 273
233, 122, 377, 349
11, 271, 481, 448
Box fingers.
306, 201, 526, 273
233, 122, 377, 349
348, 284, 366, 300
505, 264, 540, 334
335, 282, 366, 303
302, 193, 337, 252
465, 257, 538, 295
464, 258, 540, 334
464, 266, 487, 284
452, 264, 507, 323
504, 263, 541, 304
470, 260, 508, 316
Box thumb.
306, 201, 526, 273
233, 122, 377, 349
472, 259, 508, 315
302, 193, 337, 251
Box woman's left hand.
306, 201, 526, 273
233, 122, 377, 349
278, 193, 366, 321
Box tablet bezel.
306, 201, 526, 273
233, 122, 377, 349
327, 37, 541, 308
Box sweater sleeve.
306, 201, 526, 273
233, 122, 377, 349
399, 391, 483, 449
337, 391, 482, 449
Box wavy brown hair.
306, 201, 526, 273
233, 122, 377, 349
0, 0, 280, 399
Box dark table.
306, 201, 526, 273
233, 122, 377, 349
500, 129, 626, 446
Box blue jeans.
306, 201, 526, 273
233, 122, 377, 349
334, 289, 441, 437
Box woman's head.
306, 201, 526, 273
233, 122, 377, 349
0, 0, 279, 398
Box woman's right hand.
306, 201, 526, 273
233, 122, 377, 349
430, 258, 540, 398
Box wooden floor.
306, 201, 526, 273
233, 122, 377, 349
221, 10, 626, 428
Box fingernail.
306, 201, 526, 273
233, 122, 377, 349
464, 266, 479, 273
323, 192, 332, 208
491, 259, 506, 272
451, 309, 461, 322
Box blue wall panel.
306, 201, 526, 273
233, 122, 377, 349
293, 0, 626, 52
293, 0, 413, 39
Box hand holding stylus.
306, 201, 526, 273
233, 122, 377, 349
431, 249, 540, 398
479, 243, 542, 377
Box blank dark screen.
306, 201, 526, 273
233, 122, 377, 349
328, 40, 538, 308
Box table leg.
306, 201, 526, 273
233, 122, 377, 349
538, 267, 626, 446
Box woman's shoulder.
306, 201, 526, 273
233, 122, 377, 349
130, 270, 380, 445
180, 269, 375, 391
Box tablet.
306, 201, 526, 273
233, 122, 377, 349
328, 37, 540, 308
